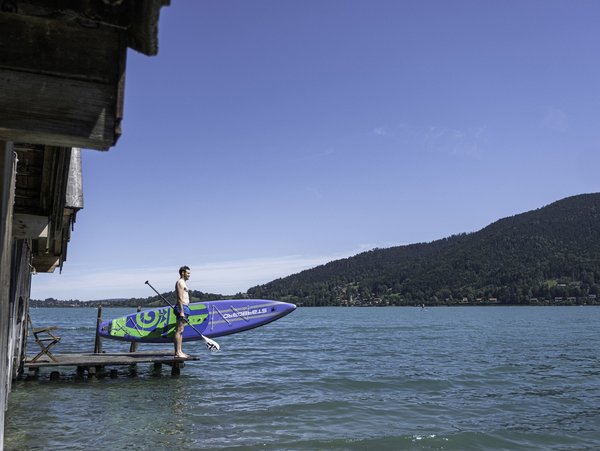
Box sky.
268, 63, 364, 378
31, 0, 600, 301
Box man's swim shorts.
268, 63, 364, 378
174, 304, 191, 320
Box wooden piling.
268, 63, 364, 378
128, 306, 141, 353
171, 361, 183, 376
94, 305, 102, 354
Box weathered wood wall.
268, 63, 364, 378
9, 241, 32, 380
0, 146, 34, 449
0, 141, 17, 449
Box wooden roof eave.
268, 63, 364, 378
0, 0, 170, 150
13, 145, 82, 273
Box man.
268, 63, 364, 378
174, 265, 191, 358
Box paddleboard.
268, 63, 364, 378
98, 299, 296, 343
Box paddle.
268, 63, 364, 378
144, 280, 220, 352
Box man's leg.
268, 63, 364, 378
174, 320, 188, 358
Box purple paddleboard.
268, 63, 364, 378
98, 299, 296, 343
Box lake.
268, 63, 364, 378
5, 306, 600, 450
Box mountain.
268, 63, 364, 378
247, 193, 600, 306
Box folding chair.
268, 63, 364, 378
28, 316, 61, 362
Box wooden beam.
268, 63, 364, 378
12, 214, 48, 239
0, 11, 126, 150
31, 254, 60, 273
128, 0, 171, 56
14, 1, 132, 32
0, 69, 118, 150
0, 11, 122, 84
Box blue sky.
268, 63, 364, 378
32, 0, 600, 300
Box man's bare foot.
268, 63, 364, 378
175, 353, 189, 359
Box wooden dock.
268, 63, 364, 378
22, 351, 199, 379
20, 306, 205, 380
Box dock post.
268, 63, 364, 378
129, 305, 141, 353
171, 361, 184, 376
128, 366, 137, 377
94, 305, 102, 354
26, 367, 39, 380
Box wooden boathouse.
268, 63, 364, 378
0, 1, 170, 448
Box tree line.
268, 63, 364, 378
30, 291, 245, 308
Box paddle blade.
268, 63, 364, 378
203, 335, 220, 352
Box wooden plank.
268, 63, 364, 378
14, 1, 133, 31
128, 0, 171, 56
31, 254, 60, 273
12, 213, 48, 239
0, 11, 122, 84
23, 351, 200, 369
0, 69, 118, 149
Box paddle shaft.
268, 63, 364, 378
144, 280, 206, 339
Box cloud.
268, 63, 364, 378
30, 251, 368, 301
374, 122, 487, 159
373, 126, 392, 137
305, 186, 324, 199
287, 147, 335, 164
542, 106, 567, 132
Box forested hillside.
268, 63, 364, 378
30, 291, 239, 308
247, 193, 600, 306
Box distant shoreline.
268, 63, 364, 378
31, 302, 600, 308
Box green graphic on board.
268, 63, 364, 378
109, 304, 209, 340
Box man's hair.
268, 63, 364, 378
179, 265, 190, 275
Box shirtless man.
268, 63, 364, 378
174, 265, 191, 358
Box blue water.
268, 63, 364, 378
5, 306, 600, 450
